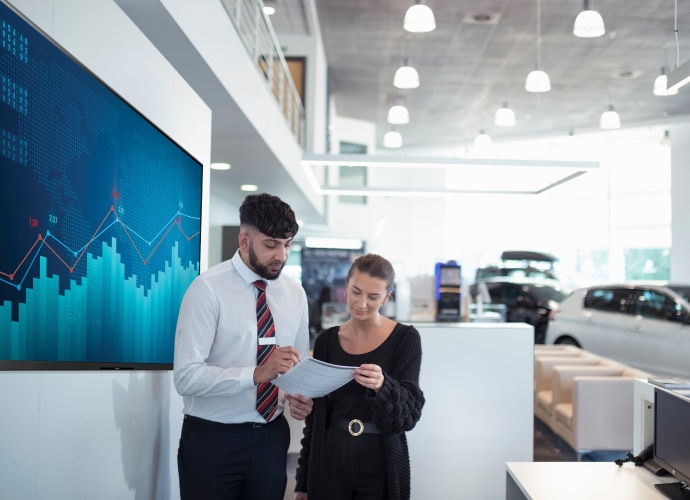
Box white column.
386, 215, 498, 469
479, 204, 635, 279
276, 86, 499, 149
670, 124, 690, 282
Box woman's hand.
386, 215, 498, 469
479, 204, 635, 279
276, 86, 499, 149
354, 363, 384, 393
286, 393, 313, 421
295, 492, 308, 500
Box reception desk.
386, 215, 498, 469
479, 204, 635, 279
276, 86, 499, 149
506, 462, 678, 500
408, 323, 534, 500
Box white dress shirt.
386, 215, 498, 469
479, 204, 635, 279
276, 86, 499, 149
173, 251, 309, 423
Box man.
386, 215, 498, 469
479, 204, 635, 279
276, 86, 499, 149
174, 193, 314, 500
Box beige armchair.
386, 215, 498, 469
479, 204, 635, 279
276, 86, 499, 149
534, 344, 583, 356
549, 365, 652, 454
534, 354, 605, 428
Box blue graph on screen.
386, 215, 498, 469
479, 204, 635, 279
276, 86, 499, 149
0, 3, 202, 367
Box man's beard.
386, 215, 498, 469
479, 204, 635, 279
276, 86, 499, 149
248, 242, 284, 280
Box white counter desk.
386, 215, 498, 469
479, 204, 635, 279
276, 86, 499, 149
408, 323, 534, 500
506, 462, 679, 500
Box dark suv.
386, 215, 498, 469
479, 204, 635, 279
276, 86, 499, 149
469, 278, 569, 343
474, 250, 560, 283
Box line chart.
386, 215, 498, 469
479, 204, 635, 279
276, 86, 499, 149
0, 206, 201, 291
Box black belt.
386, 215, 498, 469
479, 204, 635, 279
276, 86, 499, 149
332, 417, 382, 436
184, 414, 282, 428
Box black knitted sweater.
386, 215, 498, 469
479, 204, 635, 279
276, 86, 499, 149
294, 323, 425, 500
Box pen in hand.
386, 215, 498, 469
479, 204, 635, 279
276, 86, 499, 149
253, 345, 301, 384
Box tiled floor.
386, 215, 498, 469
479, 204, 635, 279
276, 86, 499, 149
283, 417, 627, 499
533, 416, 578, 462
533, 416, 629, 463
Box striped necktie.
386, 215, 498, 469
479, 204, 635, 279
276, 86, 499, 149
253, 280, 278, 421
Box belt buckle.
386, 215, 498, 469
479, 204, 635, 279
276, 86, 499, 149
348, 418, 364, 436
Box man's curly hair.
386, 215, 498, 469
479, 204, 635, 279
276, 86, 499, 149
239, 193, 299, 239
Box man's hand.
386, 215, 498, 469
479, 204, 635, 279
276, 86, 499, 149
286, 393, 313, 421
253, 346, 301, 384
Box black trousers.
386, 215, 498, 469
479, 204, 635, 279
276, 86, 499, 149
177, 414, 290, 500
323, 427, 386, 500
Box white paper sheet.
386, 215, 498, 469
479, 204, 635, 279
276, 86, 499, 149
272, 357, 356, 398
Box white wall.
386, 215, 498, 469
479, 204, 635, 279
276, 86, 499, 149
0, 1, 211, 499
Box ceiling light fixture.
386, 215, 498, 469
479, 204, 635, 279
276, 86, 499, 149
573, 0, 605, 38
403, 0, 436, 33
667, 0, 690, 93
305, 237, 364, 250
301, 154, 600, 196
387, 102, 410, 124
383, 129, 403, 148
667, 61, 690, 93
653, 67, 678, 96
474, 130, 492, 147
525, 0, 551, 93
494, 102, 516, 127
263, 0, 276, 16
393, 59, 420, 89
599, 105, 621, 129
240, 184, 259, 191
210, 162, 232, 170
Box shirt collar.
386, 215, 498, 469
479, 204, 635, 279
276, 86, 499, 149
231, 250, 265, 286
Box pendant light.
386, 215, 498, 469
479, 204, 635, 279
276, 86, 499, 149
387, 101, 410, 125
599, 105, 620, 129
263, 3, 276, 16
653, 67, 678, 96
525, 0, 551, 92
474, 130, 492, 147
393, 58, 420, 89
383, 129, 403, 148
573, 0, 605, 38
404, 0, 436, 33
495, 102, 516, 127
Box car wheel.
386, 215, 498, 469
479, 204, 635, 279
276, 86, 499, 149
555, 336, 581, 348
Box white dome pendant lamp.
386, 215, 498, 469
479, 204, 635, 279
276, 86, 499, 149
404, 0, 436, 33
573, 0, 605, 38
393, 59, 420, 89
525, 0, 551, 92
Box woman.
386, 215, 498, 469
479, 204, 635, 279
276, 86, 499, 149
294, 253, 425, 500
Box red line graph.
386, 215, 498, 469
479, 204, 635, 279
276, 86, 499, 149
0, 206, 200, 284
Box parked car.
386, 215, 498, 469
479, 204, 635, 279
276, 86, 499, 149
545, 283, 690, 377
474, 250, 559, 283
469, 278, 569, 343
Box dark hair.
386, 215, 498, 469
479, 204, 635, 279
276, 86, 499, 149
239, 193, 299, 239
347, 253, 395, 292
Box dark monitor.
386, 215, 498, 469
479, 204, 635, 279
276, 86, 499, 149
654, 388, 690, 499
439, 265, 461, 287
0, 0, 203, 370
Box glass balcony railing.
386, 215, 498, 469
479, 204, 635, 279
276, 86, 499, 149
220, 0, 305, 147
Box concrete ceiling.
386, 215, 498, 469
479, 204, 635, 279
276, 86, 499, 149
271, 0, 690, 149
118, 0, 690, 229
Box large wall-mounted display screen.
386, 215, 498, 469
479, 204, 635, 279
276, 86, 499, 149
0, 1, 203, 369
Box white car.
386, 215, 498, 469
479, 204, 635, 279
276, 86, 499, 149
545, 283, 690, 377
